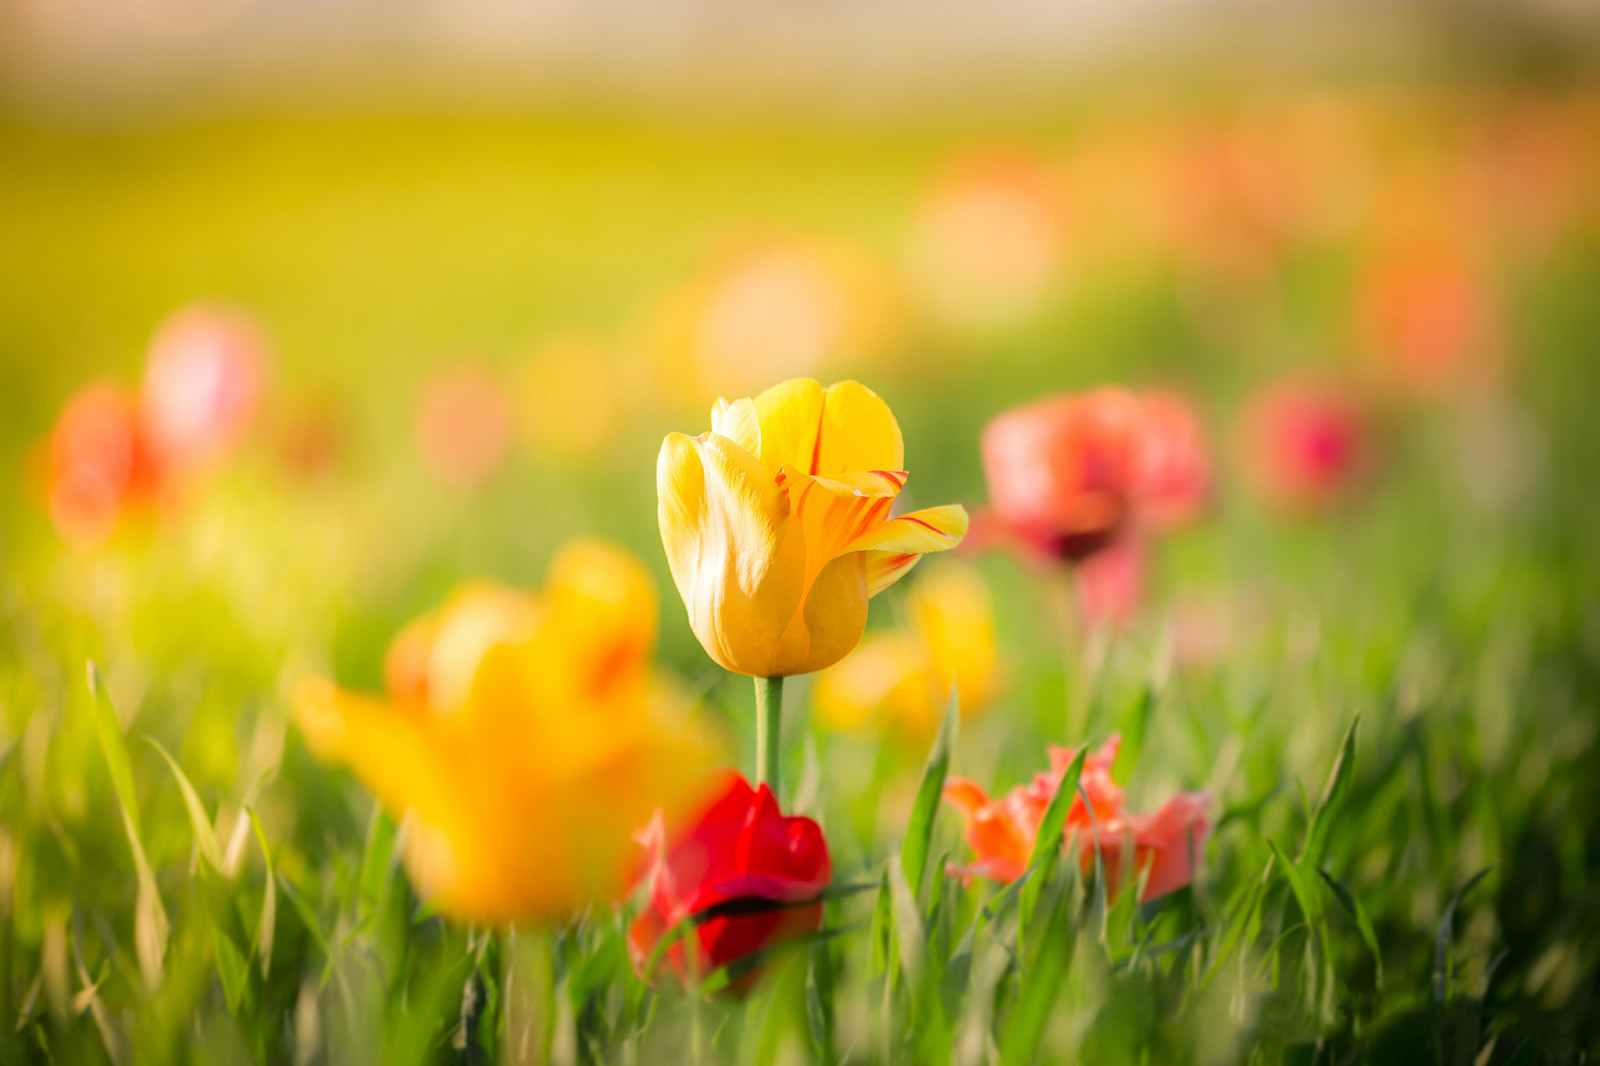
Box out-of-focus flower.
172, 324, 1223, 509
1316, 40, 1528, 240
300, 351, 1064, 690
514, 335, 628, 462
414, 364, 513, 490
644, 237, 902, 403
813, 560, 997, 739
909, 149, 1067, 329
1354, 241, 1503, 400
294, 539, 723, 924
1238, 376, 1370, 513
46, 384, 162, 548
629, 771, 830, 992
944, 735, 1208, 903
658, 378, 967, 678
980, 387, 1209, 563
140, 305, 267, 475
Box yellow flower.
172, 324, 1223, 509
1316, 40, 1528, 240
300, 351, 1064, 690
657, 378, 968, 678
293, 539, 723, 924
814, 560, 998, 739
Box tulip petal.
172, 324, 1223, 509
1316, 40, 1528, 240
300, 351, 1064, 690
546, 537, 659, 696
751, 378, 826, 474
658, 431, 806, 677
710, 397, 761, 456
750, 379, 905, 477
772, 551, 869, 676
816, 380, 904, 473
845, 503, 970, 555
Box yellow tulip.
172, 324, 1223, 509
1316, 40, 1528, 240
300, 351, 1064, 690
814, 559, 998, 739
293, 538, 722, 924
657, 378, 968, 678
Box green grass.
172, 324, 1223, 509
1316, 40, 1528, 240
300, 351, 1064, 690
2, 89, 1599, 1064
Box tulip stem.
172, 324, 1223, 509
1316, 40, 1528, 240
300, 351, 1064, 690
755, 675, 784, 797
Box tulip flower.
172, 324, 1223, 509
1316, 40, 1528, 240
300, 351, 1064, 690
944, 735, 1208, 903
629, 771, 831, 993
1238, 376, 1370, 514
46, 384, 162, 549
813, 560, 998, 739
294, 539, 723, 924
658, 378, 967, 793
1355, 243, 1503, 400
981, 387, 1208, 563
140, 305, 267, 476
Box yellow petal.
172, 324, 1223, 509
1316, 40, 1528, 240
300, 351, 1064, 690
910, 561, 997, 714
813, 632, 923, 731
545, 537, 659, 696
863, 550, 923, 597
710, 396, 761, 456
845, 503, 970, 555
816, 380, 904, 473
657, 430, 806, 676
751, 378, 826, 474
426, 584, 543, 715
772, 550, 869, 675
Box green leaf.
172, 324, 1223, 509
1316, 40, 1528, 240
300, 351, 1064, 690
248, 807, 278, 979
1318, 867, 1384, 991
87, 662, 140, 839
1019, 746, 1087, 942
87, 662, 168, 989
1299, 714, 1359, 872
887, 851, 925, 989
902, 685, 959, 902
997, 885, 1075, 1066
1434, 866, 1493, 1004
143, 737, 224, 872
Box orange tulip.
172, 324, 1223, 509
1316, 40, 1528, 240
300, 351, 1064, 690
294, 539, 722, 923
944, 735, 1208, 903
657, 378, 967, 678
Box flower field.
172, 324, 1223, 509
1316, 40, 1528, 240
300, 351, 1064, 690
2, 84, 1599, 1064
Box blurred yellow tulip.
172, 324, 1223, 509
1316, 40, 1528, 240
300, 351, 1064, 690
814, 560, 998, 739
657, 378, 968, 678
293, 538, 723, 924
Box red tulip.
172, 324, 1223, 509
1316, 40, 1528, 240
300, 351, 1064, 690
1238, 376, 1369, 513
141, 305, 267, 474
629, 772, 831, 992
944, 735, 1208, 903
47, 384, 161, 548
980, 387, 1208, 563
1356, 244, 1502, 400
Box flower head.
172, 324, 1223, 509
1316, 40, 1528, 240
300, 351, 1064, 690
813, 559, 998, 739
629, 771, 831, 992
980, 387, 1208, 563
1238, 376, 1370, 513
46, 384, 163, 549
294, 538, 722, 924
658, 378, 967, 678
943, 735, 1208, 903
141, 305, 267, 476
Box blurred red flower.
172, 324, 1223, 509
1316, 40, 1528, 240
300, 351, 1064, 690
47, 384, 162, 549
141, 305, 268, 475
629, 771, 831, 992
1239, 376, 1370, 513
944, 735, 1208, 903
980, 387, 1209, 564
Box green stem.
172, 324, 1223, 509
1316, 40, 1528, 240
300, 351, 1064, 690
755, 675, 784, 797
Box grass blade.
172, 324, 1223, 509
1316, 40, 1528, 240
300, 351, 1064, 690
144, 737, 224, 872
1318, 867, 1384, 991
1299, 714, 1359, 873
902, 685, 959, 902
1019, 746, 1087, 942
